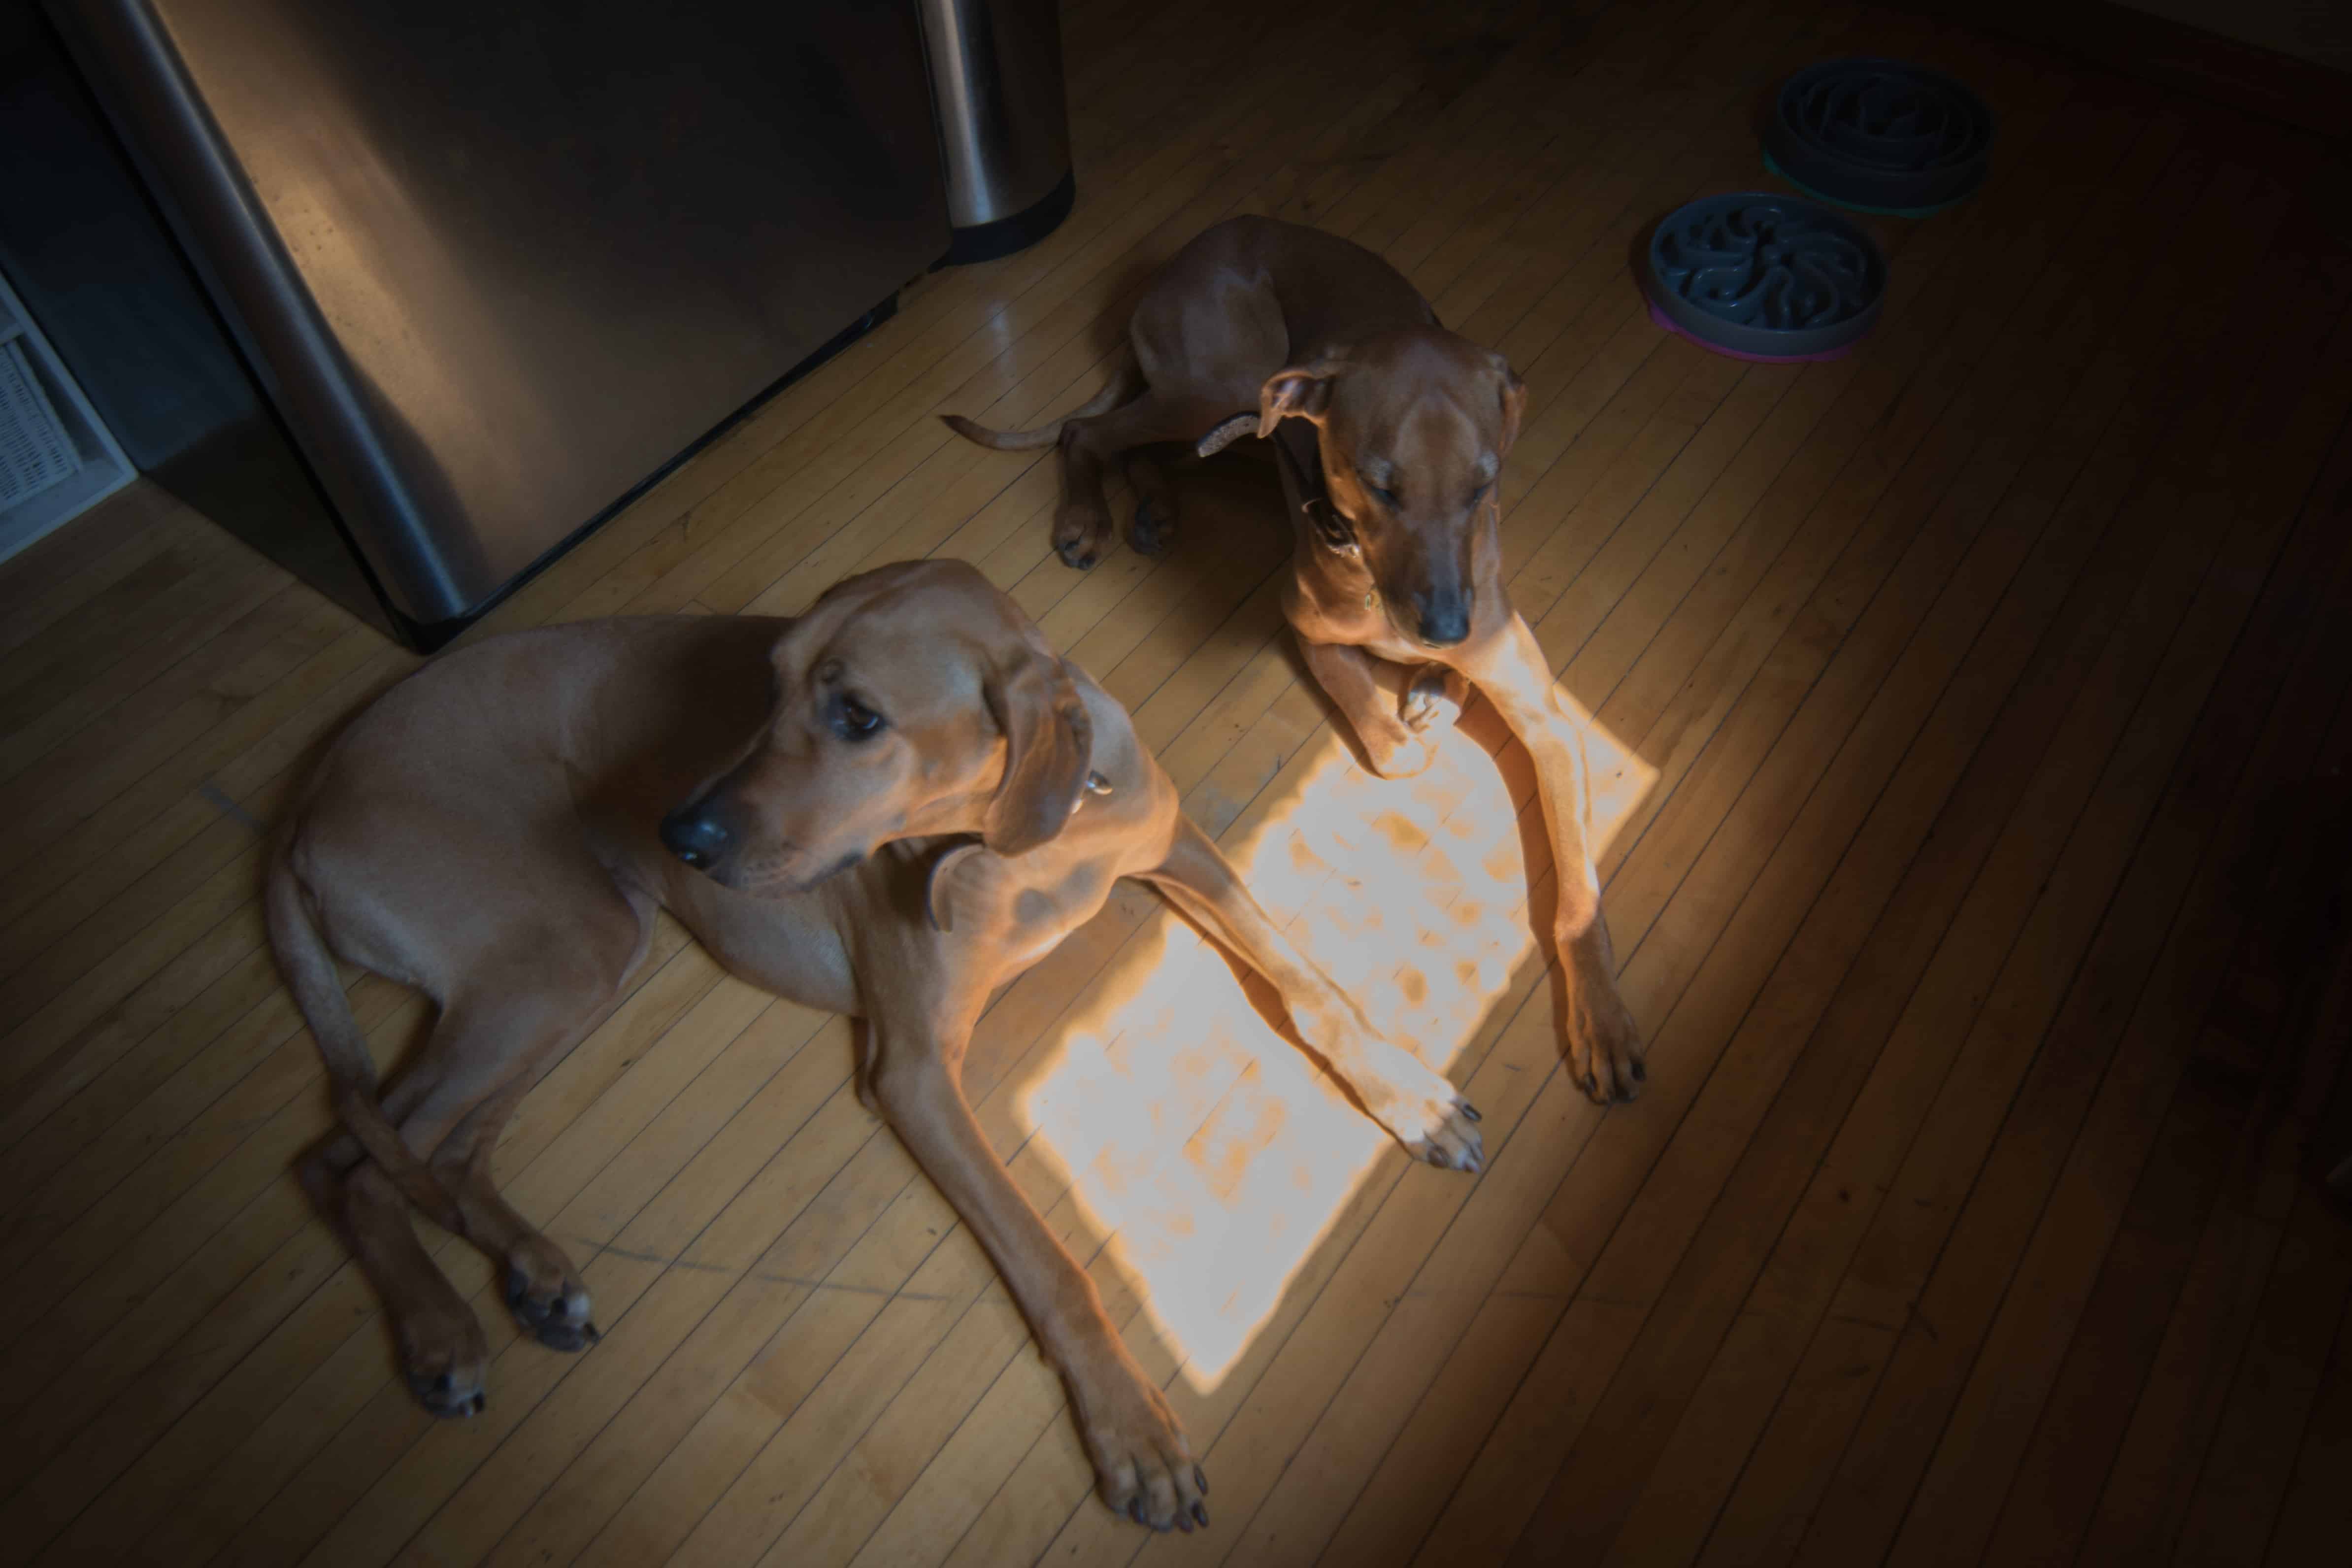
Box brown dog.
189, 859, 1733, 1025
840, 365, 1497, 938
268, 559, 1483, 1531
943, 215, 1644, 1101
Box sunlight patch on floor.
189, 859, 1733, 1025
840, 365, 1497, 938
1021, 690, 1653, 1389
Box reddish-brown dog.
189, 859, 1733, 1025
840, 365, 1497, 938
943, 216, 1643, 1101
268, 560, 1484, 1531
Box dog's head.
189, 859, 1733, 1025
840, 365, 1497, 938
1255, 326, 1525, 650
660, 560, 1093, 894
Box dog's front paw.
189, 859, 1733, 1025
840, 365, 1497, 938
398, 1303, 491, 1419
1566, 986, 1645, 1105
1082, 1370, 1209, 1533
1357, 1043, 1485, 1172
1401, 664, 1467, 735
1391, 1088, 1486, 1173
1361, 720, 1443, 780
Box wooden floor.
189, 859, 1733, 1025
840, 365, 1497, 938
6, 0, 2352, 1562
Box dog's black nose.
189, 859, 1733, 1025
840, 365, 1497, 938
1414, 592, 1471, 648
660, 805, 730, 870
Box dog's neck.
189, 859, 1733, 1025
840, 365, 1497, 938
1197, 410, 1382, 616
1268, 421, 1362, 564
1197, 411, 1363, 564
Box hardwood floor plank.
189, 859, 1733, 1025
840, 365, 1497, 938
1490, 139, 2261, 1568
1982, 719, 2352, 1568
1392, 95, 2239, 1568
1783, 211, 2349, 1568
0, 480, 194, 659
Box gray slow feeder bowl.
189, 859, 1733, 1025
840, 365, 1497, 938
1642, 193, 1887, 364
1764, 58, 1993, 217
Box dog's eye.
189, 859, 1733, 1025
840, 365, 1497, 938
833, 696, 887, 741
1368, 483, 1400, 509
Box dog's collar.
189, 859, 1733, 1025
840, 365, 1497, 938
1196, 412, 1362, 562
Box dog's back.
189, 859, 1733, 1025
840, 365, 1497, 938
276, 615, 782, 1001
1163, 215, 1436, 352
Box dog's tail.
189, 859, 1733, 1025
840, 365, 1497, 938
938, 344, 1142, 451
265, 828, 464, 1231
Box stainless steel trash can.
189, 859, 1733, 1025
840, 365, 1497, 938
918, 0, 1075, 264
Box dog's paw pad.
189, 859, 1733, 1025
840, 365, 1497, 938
1567, 1001, 1645, 1105
1089, 1378, 1204, 1532
1405, 1095, 1486, 1174
1400, 667, 1466, 735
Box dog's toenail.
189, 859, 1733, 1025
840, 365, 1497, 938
1632, 1059, 1647, 1083
470, 1392, 485, 1414
435, 1372, 453, 1393
1463, 1103, 1482, 1122
1426, 1148, 1447, 1167
1583, 1070, 1598, 1096
1195, 1466, 1209, 1496
1193, 1502, 1210, 1527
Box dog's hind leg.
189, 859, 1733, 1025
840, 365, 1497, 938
1055, 391, 1228, 569
432, 1067, 602, 1353
298, 1073, 493, 1419
307, 900, 645, 1410
1123, 450, 1178, 559
410, 906, 647, 1356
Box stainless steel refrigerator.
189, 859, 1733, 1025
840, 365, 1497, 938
16, 0, 950, 646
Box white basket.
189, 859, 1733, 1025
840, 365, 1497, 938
0, 337, 81, 511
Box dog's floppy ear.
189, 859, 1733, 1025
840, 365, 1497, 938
1258, 350, 1348, 435
981, 645, 1093, 856
1494, 354, 1527, 458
